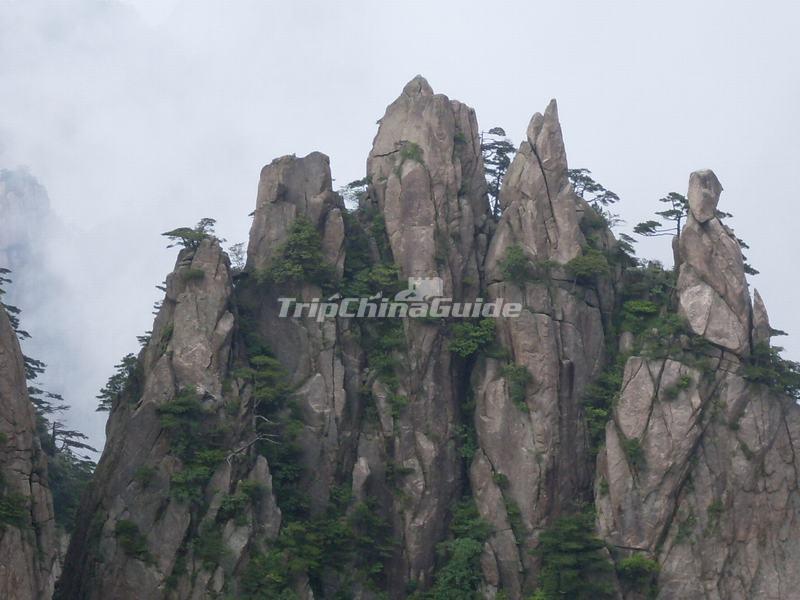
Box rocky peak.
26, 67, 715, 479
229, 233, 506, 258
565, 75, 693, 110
366, 75, 490, 297
49, 78, 800, 600
677, 169, 752, 355
472, 99, 618, 596
752, 288, 773, 345
486, 99, 585, 278
687, 169, 722, 223
57, 238, 283, 599
246, 151, 345, 276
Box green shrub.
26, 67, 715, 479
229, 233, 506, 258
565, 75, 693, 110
743, 343, 800, 400
264, 217, 334, 288
492, 472, 510, 489
505, 499, 524, 542
0, 492, 28, 528
565, 249, 610, 283
389, 394, 409, 419
400, 141, 423, 163
218, 492, 251, 526
534, 512, 615, 599
622, 437, 645, 470
502, 363, 533, 412
361, 318, 405, 390
180, 267, 206, 282
621, 300, 660, 334
242, 499, 393, 598
115, 519, 151, 562
454, 424, 478, 460
663, 374, 693, 400
96, 353, 142, 412
617, 554, 659, 590
133, 466, 156, 488
583, 359, 624, 456
194, 525, 228, 571
499, 245, 554, 285
161, 217, 217, 250
428, 501, 491, 599
157, 388, 226, 504
448, 319, 495, 358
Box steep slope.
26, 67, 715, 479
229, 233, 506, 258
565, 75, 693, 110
595, 172, 800, 599
56, 77, 800, 600
56, 239, 282, 599
0, 305, 58, 599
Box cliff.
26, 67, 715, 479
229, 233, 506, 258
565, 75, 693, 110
0, 305, 58, 598
51, 77, 800, 599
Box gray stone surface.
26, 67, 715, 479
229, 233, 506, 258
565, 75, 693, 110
678, 170, 752, 355
57, 240, 283, 599
687, 169, 722, 223
0, 307, 58, 600
471, 100, 617, 594
596, 355, 800, 600
752, 288, 772, 345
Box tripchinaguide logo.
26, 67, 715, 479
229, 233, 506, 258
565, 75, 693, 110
277, 277, 522, 321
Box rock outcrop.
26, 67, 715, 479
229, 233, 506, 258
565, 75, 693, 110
0, 306, 58, 599
471, 99, 618, 596
358, 75, 494, 589
56, 239, 282, 599
596, 171, 800, 599
677, 170, 752, 356
55, 79, 800, 600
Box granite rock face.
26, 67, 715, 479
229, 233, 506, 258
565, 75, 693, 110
247, 151, 346, 276
471, 99, 618, 596
597, 175, 800, 599
362, 75, 492, 589
56, 239, 283, 599
678, 170, 752, 356
54, 78, 800, 600
0, 307, 58, 600
596, 355, 800, 600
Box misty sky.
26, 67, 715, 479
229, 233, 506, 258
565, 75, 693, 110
1, 0, 799, 450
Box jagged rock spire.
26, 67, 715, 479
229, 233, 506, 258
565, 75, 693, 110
752, 288, 773, 345
677, 169, 752, 355
366, 75, 490, 297
472, 99, 616, 595
246, 151, 345, 276
485, 99, 585, 279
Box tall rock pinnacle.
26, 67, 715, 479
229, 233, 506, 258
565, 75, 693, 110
473, 99, 618, 595
485, 99, 585, 277
677, 170, 752, 355
367, 74, 491, 297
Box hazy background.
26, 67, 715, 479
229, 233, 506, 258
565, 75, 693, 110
1, 0, 798, 451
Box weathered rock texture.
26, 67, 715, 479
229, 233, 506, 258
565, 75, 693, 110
678, 170, 752, 356
472, 99, 618, 597
56, 239, 282, 599
0, 306, 58, 599
56, 79, 800, 600
359, 75, 493, 590
597, 172, 800, 599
